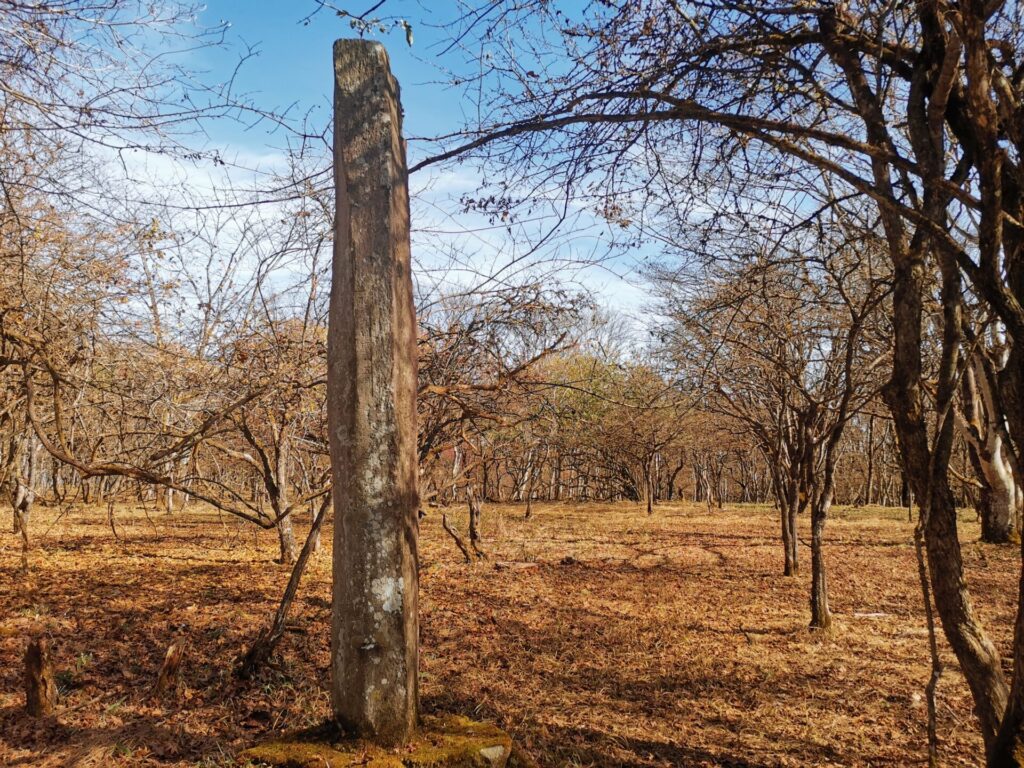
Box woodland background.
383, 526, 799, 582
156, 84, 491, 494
3, 1, 1024, 766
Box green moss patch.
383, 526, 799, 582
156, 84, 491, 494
240, 715, 512, 768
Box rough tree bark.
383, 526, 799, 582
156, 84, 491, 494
524, 453, 537, 520
277, 514, 298, 565
328, 39, 419, 746
818, 6, 1012, 751
467, 487, 486, 559
960, 354, 1017, 544
992, 333, 1024, 764
644, 456, 654, 516
777, 468, 800, 578
808, 496, 831, 630
864, 414, 875, 506
24, 637, 57, 717
10, 432, 37, 572
882, 244, 1008, 752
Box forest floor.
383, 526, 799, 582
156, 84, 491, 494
0, 501, 1015, 767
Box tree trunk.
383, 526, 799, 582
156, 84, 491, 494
989, 342, 1024, 765
770, 461, 800, 578
468, 488, 486, 559
15, 505, 30, 572
784, 494, 799, 577
12, 437, 38, 572
809, 496, 831, 630
525, 457, 536, 520
277, 513, 298, 565
864, 414, 875, 505
644, 458, 654, 516
310, 507, 323, 555
962, 374, 1018, 545
983, 483, 1016, 545
780, 506, 793, 576
883, 243, 1008, 753
978, 444, 1018, 544
925, 481, 1008, 748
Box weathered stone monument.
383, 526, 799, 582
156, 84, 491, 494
241, 39, 517, 767
327, 38, 420, 745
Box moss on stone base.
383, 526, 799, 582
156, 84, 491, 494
239, 715, 513, 768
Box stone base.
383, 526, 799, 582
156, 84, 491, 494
239, 715, 519, 768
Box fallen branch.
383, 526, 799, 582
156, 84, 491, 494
237, 493, 331, 679
441, 511, 473, 564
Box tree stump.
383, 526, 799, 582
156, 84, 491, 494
154, 640, 185, 694
24, 637, 57, 717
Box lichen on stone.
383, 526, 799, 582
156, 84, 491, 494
371, 575, 403, 613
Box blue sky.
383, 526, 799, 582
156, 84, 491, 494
196, 2, 472, 162
188, 1, 650, 319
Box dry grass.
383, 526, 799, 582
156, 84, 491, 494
0, 500, 1015, 767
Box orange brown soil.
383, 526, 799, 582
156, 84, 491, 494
0, 501, 1014, 767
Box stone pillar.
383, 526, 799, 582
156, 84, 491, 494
328, 39, 419, 745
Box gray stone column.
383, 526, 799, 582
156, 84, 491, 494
328, 38, 419, 746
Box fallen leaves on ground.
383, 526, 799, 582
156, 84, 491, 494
0, 501, 1012, 767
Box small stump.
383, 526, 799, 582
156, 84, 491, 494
24, 637, 57, 717
239, 715, 514, 768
